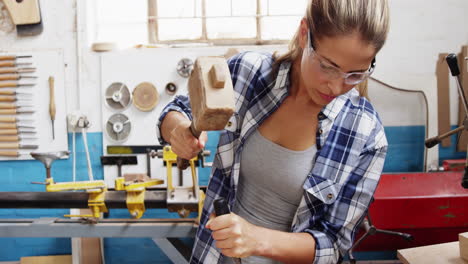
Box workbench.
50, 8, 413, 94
397, 241, 468, 264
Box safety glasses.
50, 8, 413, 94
306, 30, 375, 86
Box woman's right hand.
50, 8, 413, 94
169, 119, 208, 160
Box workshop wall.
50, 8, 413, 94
0, 0, 467, 263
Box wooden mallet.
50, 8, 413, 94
177, 56, 235, 170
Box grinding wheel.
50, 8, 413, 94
132, 82, 159, 112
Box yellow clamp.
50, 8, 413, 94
46, 178, 108, 219
115, 177, 164, 218
161, 146, 198, 194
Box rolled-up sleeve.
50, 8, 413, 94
156, 95, 193, 145
304, 127, 388, 264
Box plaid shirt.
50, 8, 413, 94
157, 52, 388, 264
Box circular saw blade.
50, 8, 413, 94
132, 82, 159, 112
106, 113, 131, 142
105, 82, 132, 110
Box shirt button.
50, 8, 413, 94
318, 129, 323, 134
318, 113, 326, 120
227, 121, 232, 127
327, 193, 333, 199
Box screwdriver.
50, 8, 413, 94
49, 76, 56, 140
0, 61, 32, 67
0, 55, 32, 61
0, 67, 36, 74
0, 109, 35, 115
0, 96, 32, 103
0, 74, 37, 81
0, 82, 35, 88
0, 135, 36, 142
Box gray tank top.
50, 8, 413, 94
222, 129, 317, 264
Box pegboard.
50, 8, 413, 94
0, 49, 68, 160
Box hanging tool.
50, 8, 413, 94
2, 0, 43, 37
0, 116, 33, 123
0, 103, 33, 109
0, 67, 36, 74
0, 91, 32, 96
0, 96, 32, 103
0, 82, 35, 88
0, 150, 29, 157
177, 57, 235, 170
0, 109, 34, 115
0, 74, 37, 81
0, 123, 34, 129
0, 135, 36, 142
0, 55, 32, 61
0, 143, 38, 149
49, 76, 56, 140
0, 129, 36, 135
0, 61, 32, 67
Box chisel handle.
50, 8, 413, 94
0, 109, 17, 115
0, 150, 19, 157
0, 68, 16, 74
0, 91, 15, 96
49, 76, 56, 121
213, 198, 242, 264
0, 142, 19, 149
0, 96, 15, 102
0, 103, 16, 109
0, 74, 19, 81
0, 129, 18, 135
0, 135, 19, 142
0, 117, 16, 122
0, 61, 15, 67
0, 82, 18, 88
0, 123, 16, 129
176, 123, 202, 170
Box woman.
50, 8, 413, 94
158, 0, 390, 263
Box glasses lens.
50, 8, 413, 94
345, 73, 367, 85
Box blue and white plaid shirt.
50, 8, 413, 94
157, 52, 388, 264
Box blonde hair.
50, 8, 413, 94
273, 0, 390, 95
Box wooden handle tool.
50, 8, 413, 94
49, 76, 56, 140
0, 142, 37, 149
0, 117, 17, 123
0, 109, 34, 115
0, 61, 31, 67
0, 129, 20, 135
0, 74, 37, 81
0, 55, 32, 61
0, 150, 21, 157
0, 67, 36, 74
0, 82, 35, 88
176, 57, 235, 170
0, 135, 35, 142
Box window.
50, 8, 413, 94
93, 0, 307, 46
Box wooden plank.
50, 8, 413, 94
456, 46, 468, 151
397, 241, 467, 264
20, 255, 72, 264
460, 232, 468, 261
437, 53, 451, 147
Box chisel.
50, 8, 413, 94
49, 76, 56, 140
0, 103, 33, 109
0, 61, 32, 67
0, 123, 34, 129
0, 82, 35, 88
0, 129, 36, 135
0, 55, 32, 61
0, 91, 32, 96
0, 109, 34, 115
0, 74, 37, 81
0, 143, 37, 149
0, 96, 32, 103
0, 117, 33, 123
0, 151, 29, 157
0, 67, 36, 74
0, 135, 36, 142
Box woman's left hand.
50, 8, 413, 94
206, 213, 262, 258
